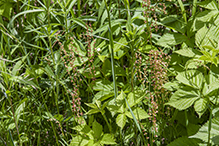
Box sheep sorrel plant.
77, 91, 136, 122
146, 50, 172, 145
2, 0, 219, 145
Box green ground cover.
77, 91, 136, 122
1, 0, 219, 145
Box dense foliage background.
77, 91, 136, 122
1, 0, 219, 145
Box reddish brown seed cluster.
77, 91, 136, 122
143, 0, 167, 33
136, 49, 171, 144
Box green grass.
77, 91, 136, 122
1, 0, 219, 146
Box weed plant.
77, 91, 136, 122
1, 0, 219, 146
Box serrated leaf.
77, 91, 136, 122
101, 134, 117, 145
163, 81, 179, 91
93, 90, 114, 102
167, 136, 202, 146
116, 114, 127, 129
205, 81, 219, 96
117, 103, 125, 113
165, 88, 200, 110
194, 98, 208, 118
157, 33, 188, 48
127, 92, 135, 107
190, 117, 219, 145
70, 135, 89, 146
0, 0, 14, 19
125, 107, 149, 119
176, 70, 203, 89
93, 120, 102, 140
198, 0, 218, 10
174, 47, 196, 58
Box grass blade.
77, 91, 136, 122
125, 97, 147, 145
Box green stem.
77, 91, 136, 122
192, 0, 197, 17
208, 106, 212, 146
104, 0, 118, 102
39, 90, 59, 145
101, 111, 112, 133
8, 94, 20, 144
77, 0, 81, 16
185, 110, 189, 136
177, 0, 187, 24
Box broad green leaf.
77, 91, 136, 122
187, 123, 200, 136
93, 79, 113, 91
195, 10, 218, 23
53, 114, 63, 122
198, 0, 218, 10
174, 46, 197, 58
116, 114, 127, 129
100, 134, 117, 145
116, 90, 126, 105
93, 90, 114, 102
102, 59, 112, 76
115, 66, 126, 76
166, 88, 200, 110
157, 33, 188, 48
139, 45, 157, 53
125, 107, 149, 120
98, 55, 107, 62
195, 18, 219, 50
194, 98, 208, 118
85, 109, 100, 115
69, 39, 86, 56
176, 70, 203, 89
113, 37, 127, 52
85, 103, 98, 109
167, 136, 202, 146
190, 117, 219, 145
134, 90, 147, 105
117, 104, 125, 113
70, 135, 89, 146
163, 81, 179, 91
0, 0, 15, 19
73, 124, 93, 139
161, 15, 186, 33
127, 91, 145, 107
205, 81, 219, 96
107, 104, 119, 117
185, 59, 203, 70
95, 100, 101, 109
93, 120, 102, 140
127, 92, 135, 107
